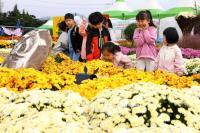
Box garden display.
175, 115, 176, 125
0, 35, 199, 132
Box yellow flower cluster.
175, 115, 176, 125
0, 53, 199, 100
0, 67, 75, 92
0, 40, 16, 48
42, 53, 123, 76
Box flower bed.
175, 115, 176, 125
0, 51, 199, 132
0, 54, 199, 100
181, 48, 200, 59
120, 46, 200, 59
0, 82, 200, 132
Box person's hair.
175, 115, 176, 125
136, 10, 156, 27
163, 27, 179, 44
88, 12, 104, 25
107, 19, 113, 28
58, 21, 67, 32
103, 17, 108, 26
64, 13, 74, 20
102, 42, 121, 54
194, 23, 200, 35
103, 17, 113, 29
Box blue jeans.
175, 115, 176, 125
69, 48, 80, 61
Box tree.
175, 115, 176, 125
0, 4, 45, 27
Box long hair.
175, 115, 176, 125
102, 42, 121, 54
136, 10, 156, 27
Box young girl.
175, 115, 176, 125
101, 42, 133, 69
155, 27, 187, 76
133, 10, 157, 71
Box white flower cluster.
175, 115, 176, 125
88, 83, 200, 132
0, 83, 200, 133
113, 125, 199, 133
0, 48, 12, 54
0, 89, 91, 133
128, 54, 136, 68
184, 58, 200, 75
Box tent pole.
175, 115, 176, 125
195, 1, 197, 15
157, 14, 161, 44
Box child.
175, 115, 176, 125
65, 13, 83, 61
102, 42, 133, 69
86, 12, 111, 61
52, 21, 68, 55
155, 27, 187, 76
133, 10, 157, 71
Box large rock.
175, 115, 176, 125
2, 30, 52, 70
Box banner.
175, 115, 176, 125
53, 16, 64, 38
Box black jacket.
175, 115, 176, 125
69, 26, 83, 53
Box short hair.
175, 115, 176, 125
58, 21, 67, 32
88, 12, 104, 25
65, 13, 74, 20
163, 27, 179, 44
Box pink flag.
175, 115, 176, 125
14, 28, 22, 36
2, 27, 13, 35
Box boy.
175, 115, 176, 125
86, 12, 111, 61
65, 13, 83, 61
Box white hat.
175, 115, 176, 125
74, 16, 82, 27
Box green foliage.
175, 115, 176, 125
0, 4, 45, 27
124, 23, 137, 40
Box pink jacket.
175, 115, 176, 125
79, 20, 87, 60
155, 45, 187, 75
133, 26, 157, 61
102, 52, 133, 69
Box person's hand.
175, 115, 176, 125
82, 17, 87, 25
142, 23, 149, 30
177, 71, 184, 76
136, 24, 143, 31
76, 49, 81, 53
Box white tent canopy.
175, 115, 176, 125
166, 0, 195, 8
38, 18, 53, 30
131, 0, 163, 10
105, 0, 132, 12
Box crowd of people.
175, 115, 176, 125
53, 10, 187, 76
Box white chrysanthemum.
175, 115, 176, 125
88, 82, 200, 131
0, 89, 89, 132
